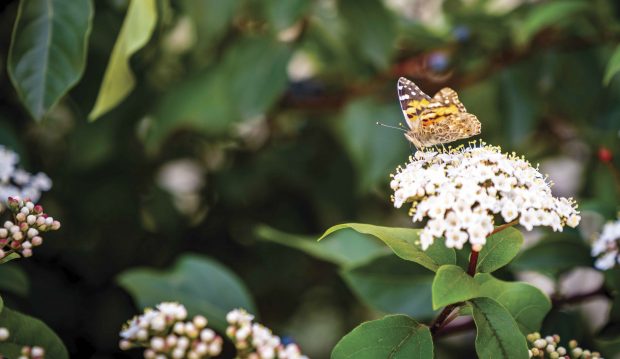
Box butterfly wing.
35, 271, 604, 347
397, 77, 431, 130
432, 87, 467, 112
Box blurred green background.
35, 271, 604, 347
1, 0, 620, 357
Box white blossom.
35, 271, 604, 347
0, 146, 52, 205
591, 216, 620, 270
391, 143, 581, 250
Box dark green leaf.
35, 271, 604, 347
341, 254, 436, 319
432, 265, 479, 309
256, 225, 388, 267
117, 254, 256, 332
510, 234, 593, 277
475, 273, 551, 334
604, 45, 620, 85
469, 297, 529, 359
319, 223, 455, 272
8, 0, 93, 120
0, 253, 20, 265
89, 0, 157, 120
145, 36, 291, 150
331, 314, 433, 359
477, 227, 523, 273
0, 302, 69, 359
0, 264, 29, 297
264, 0, 309, 31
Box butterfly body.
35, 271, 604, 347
397, 78, 481, 149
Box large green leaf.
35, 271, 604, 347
432, 265, 479, 310
0, 299, 68, 359
117, 254, 255, 332
179, 0, 239, 57
604, 44, 620, 85
8, 0, 93, 120
469, 297, 529, 359
510, 234, 593, 277
145, 36, 291, 150
341, 254, 436, 319
319, 223, 455, 272
256, 225, 388, 267
475, 273, 551, 334
331, 314, 433, 359
88, 0, 157, 120
476, 227, 523, 273
0, 264, 29, 297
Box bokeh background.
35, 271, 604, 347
1, 0, 620, 357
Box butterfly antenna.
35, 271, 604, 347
376, 122, 406, 132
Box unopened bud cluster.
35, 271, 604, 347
527, 332, 602, 359
119, 302, 223, 359
226, 309, 308, 359
0, 197, 60, 259
0, 327, 46, 359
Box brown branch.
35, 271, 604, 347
467, 250, 479, 276
490, 219, 519, 236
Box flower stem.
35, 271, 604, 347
467, 249, 479, 276
490, 219, 519, 236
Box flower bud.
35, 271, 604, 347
0, 327, 9, 341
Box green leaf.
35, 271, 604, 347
510, 234, 593, 277
475, 273, 551, 334
476, 227, 523, 273
515, 0, 589, 46
256, 225, 388, 267
338, 0, 396, 69
432, 265, 479, 310
469, 297, 529, 359
264, 0, 309, 31
0, 264, 29, 297
331, 314, 433, 359
0, 301, 68, 359
604, 45, 620, 85
88, 0, 157, 121
0, 253, 20, 265
145, 36, 291, 151
319, 223, 455, 272
337, 98, 410, 192
179, 0, 239, 57
7, 0, 93, 120
117, 254, 255, 332
341, 254, 436, 319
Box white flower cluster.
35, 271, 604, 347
591, 216, 620, 270
390, 144, 581, 250
0, 197, 61, 259
0, 327, 46, 359
119, 302, 223, 359
226, 309, 308, 359
0, 146, 52, 208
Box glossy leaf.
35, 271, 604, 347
341, 254, 436, 319
319, 223, 455, 272
470, 297, 529, 359
331, 314, 433, 359
432, 265, 479, 309
0, 264, 29, 297
256, 225, 388, 267
89, 0, 157, 120
0, 300, 68, 359
117, 254, 255, 331
475, 273, 551, 334
604, 45, 620, 85
8, 0, 93, 120
476, 227, 523, 273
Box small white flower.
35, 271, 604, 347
592, 216, 620, 270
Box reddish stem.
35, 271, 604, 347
467, 250, 479, 276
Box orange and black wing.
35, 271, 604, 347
397, 77, 432, 130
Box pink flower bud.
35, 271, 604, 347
51, 221, 61, 230
15, 213, 26, 222
31, 236, 43, 246
21, 248, 32, 257
33, 205, 43, 214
